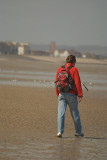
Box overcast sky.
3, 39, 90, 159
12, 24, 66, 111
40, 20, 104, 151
0, 0, 107, 46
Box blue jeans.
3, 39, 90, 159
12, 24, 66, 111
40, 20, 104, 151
58, 92, 82, 134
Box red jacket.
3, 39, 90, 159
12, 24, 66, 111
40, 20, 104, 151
55, 63, 83, 97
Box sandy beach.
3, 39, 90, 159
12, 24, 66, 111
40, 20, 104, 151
0, 55, 107, 160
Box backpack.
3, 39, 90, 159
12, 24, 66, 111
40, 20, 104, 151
55, 65, 73, 92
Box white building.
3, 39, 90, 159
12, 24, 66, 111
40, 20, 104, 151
18, 46, 24, 55
18, 43, 30, 55
54, 50, 59, 56
54, 50, 69, 57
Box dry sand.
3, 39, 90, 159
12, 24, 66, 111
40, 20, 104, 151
0, 55, 107, 160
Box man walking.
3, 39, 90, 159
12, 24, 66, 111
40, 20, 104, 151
55, 55, 84, 138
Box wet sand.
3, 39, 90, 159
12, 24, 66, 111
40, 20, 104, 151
0, 55, 107, 160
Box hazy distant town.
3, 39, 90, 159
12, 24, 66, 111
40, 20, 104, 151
0, 41, 107, 59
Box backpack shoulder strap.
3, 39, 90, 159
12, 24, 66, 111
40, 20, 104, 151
61, 65, 73, 70
67, 66, 73, 70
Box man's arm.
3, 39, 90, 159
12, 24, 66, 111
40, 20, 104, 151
73, 68, 83, 98
55, 68, 60, 97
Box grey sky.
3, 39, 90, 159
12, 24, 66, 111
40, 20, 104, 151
0, 0, 107, 46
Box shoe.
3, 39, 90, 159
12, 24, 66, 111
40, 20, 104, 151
57, 132, 62, 138
75, 133, 84, 137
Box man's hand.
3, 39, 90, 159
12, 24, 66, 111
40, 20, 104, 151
78, 96, 82, 103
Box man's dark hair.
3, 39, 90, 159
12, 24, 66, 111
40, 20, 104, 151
66, 55, 76, 63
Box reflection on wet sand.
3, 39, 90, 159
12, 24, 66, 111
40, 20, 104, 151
0, 136, 107, 160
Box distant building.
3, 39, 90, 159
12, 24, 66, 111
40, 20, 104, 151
54, 50, 69, 57
18, 46, 24, 55
0, 41, 30, 55
82, 54, 87, 58
81, 52, 92, 58
49, 42, 55, 55
54, 50, 59, 57
18, 43, 30, 55
0, 41, 17, 54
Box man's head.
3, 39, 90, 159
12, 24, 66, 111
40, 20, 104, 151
66, 55, 76, 65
